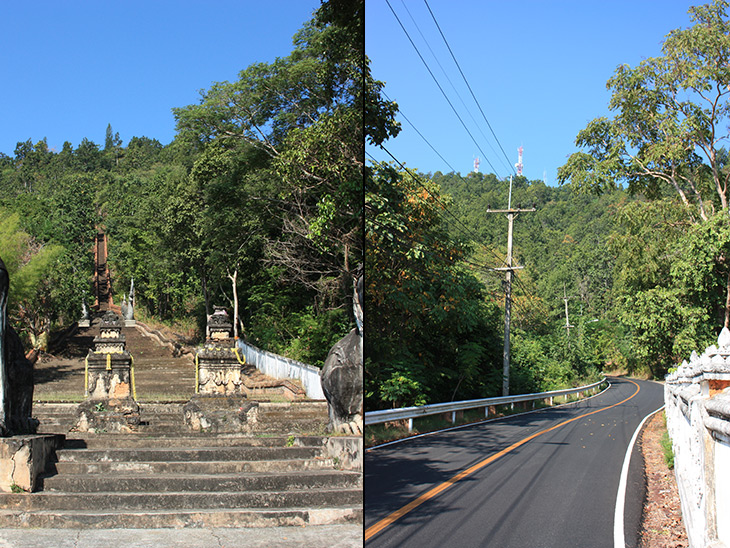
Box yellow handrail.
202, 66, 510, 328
194, 352, 200, 394
84, 356, 89, 397
130, 354, 137, 400
233, 347, 246, 365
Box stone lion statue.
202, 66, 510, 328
320, 266, 363, 434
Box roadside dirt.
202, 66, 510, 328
638, 412, 688, 548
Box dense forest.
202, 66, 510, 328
0, 0, 369, 368
366, 0, 730, 411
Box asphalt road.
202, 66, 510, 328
364, 377, 664, 548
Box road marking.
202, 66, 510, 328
365, 379, 642, 542
613, 401, 665, 548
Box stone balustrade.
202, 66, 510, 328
665, 327, 730, 548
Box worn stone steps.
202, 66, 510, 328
55, 446, 324, 463
0, 490, 363, 512
33, 401, 329, 436
41, 471, 360, 493
13, 312, 361, 531
0, 507, 362, 529
53, 457, 337, 475
0, 429, 361, 528
61, 435, 323, 449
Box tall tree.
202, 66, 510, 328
174, 0, 395, 313
366, 163, 502, 408
558, 0, 730, 326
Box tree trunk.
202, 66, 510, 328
724, 270, 730, 329
228, 268, 239, 339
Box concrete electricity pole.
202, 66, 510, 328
488, 176, 535, 396
562, 284, 574, 336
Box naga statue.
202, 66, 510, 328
320, 265, 363, 434
0, 257, 36, 436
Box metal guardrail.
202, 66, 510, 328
365, 378, 608, 430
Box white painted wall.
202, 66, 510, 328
716, 438, 730, 546
236, 339, 325, 400
665, 327, 730, 548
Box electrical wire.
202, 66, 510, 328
371, 94, 514, 270
366, 148, 504, 277
397, 0, 506, 169
366, 214, 501, 284
374, 144, 509, 267
384, 0, 503, 178
368, 145, 514, 274
381, 90, 459, 175
423, 0, 516, 176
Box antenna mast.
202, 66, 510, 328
515, 146, 523, 176
473, 157, 480, 173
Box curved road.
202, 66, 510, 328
365, 377, 664, 548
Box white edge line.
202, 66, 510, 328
613, 404, 665, 548
366, 381, 613, 452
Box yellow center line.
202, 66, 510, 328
365, 379, 641, 542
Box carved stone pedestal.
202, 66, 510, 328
86, 352, 134, 400
85, 311, 134, 400
76, 311, 139, 433
72, 398, 140, 434
196, 308, 245, 396
196, 340, 246, 396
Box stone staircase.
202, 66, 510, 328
10, 399, 360, 529
0, 430, 361, 528
8, 314, 363, 529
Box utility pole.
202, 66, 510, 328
562, 284, 574, 336
488, 175, 535, 396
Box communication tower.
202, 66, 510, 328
473, 157, 480, 173
515, 146, 523, 176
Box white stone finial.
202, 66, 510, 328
719, 327, 730, 350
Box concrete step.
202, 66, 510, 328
40, 471, 361, 493
0, 506, 362, 529
53, 457, 337, 475
61, 435, 325, 449
0, 489, 362, 512
56, 446, 324, 463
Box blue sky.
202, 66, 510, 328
366, 0, 696, 185
0, 1, 320, 157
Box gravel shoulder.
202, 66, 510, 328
638, 411, 688, 548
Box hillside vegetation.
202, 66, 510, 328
0, 0, 366, 368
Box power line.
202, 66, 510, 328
375, 144, 510, 266
368, 145, 511, 272
381, 91, 460, 175
423, 0, 516, 176
384, 0, 503, 177
397, 0, 507, 170
366, 213, 499, 279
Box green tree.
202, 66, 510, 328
558, 0, 730, 325
173, 0, 392, 315
0, 211, 63, 347
366, 163, 502, 409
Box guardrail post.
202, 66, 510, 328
451, 411, 456, 424
549, 396, 553, 406
408, 418, 413, 432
